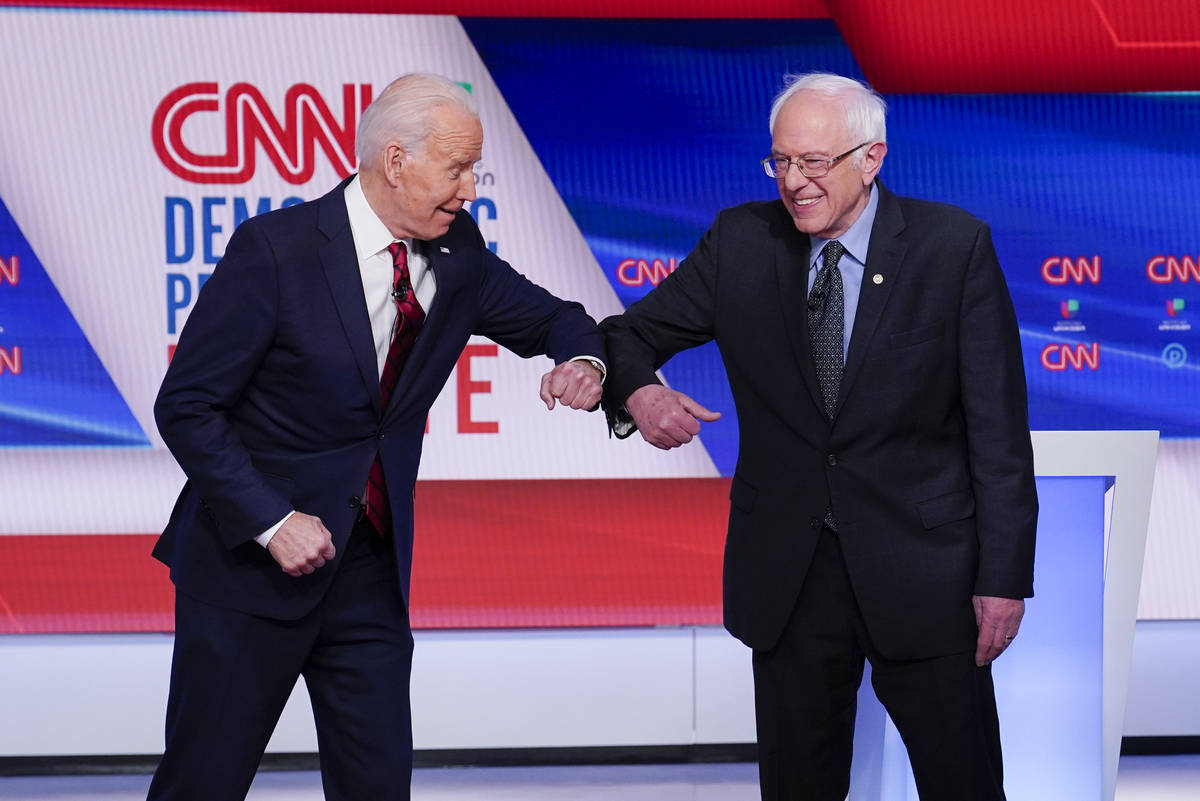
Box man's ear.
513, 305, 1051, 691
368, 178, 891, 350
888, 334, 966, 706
383, 143, 406, 186
861, 141, 887, 185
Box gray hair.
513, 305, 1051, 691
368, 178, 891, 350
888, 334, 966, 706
768, 73, 887, 163
355, 73, 479, 168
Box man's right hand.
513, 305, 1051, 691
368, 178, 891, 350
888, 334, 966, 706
626, 384, 721, 450
266, 512, 336, 577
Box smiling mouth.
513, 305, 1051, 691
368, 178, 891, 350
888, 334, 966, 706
437, 206, 459, 216
793, 196, 821, 207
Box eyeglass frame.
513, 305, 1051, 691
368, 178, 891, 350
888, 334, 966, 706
761, 142, 870, 179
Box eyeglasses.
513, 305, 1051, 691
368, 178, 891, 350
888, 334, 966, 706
761, 143, 868, 179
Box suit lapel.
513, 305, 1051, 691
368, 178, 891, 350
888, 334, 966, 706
772, 209, 825, 415
315, 180, 382, 417
836, 183, 907, 413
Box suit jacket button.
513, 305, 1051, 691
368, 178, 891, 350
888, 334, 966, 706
348, 496, 360, 508
809, 517, 820, 529
826, 453, 837, 466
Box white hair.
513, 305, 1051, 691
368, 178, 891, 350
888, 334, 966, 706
355, 73, 479, 168
768, 73, 887, 164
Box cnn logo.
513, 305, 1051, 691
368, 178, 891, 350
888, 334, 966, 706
152, 82, 372, 184
1147, 256, 1200, 283
1040, 343, 1099, 371
1041, 257, 1101, 285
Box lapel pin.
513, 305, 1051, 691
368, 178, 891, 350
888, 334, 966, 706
439, 246, 451, 254
872, 273, 884, 285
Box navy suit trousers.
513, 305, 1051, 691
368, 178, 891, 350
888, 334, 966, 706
148, 521, 414, 801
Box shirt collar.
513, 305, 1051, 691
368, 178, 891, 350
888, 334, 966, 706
344, 173, 404, 262
809, 182, 879, 270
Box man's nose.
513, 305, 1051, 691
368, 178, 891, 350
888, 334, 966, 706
459, 170, 477, 202
782, 162, 811, 192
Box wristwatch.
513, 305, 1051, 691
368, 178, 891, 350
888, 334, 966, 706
572, 356, 606, 383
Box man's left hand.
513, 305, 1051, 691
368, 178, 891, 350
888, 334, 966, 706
972, 595, 1024, 666
540, 360, 603, 410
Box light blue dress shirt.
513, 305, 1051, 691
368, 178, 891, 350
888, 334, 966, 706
806, 184, 879, 361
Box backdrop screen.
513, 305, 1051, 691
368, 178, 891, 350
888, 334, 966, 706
0, 1, 1197, 633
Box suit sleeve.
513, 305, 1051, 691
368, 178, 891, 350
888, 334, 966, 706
472, 231, 605, 366
154, 222, 294, 549
958, 223, 1038, 598
598, 212, 721, 435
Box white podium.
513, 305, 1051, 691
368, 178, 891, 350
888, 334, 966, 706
849, 431, 1158, 801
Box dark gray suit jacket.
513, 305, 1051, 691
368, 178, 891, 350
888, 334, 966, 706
602, 182, 1037, 659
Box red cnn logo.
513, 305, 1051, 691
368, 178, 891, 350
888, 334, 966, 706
0, 255, 17, 285
1041, 257, 1101, 284
617, 258, 679, 287
1147, 256, 1200, 284
0, 346, 21, 375
152, 82, 372, 184
1040, 343, 1100, 371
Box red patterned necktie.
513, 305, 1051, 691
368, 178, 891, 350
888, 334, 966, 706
363, 241, 426, 536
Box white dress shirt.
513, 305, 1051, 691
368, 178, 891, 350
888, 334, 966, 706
344, 174, 437, 379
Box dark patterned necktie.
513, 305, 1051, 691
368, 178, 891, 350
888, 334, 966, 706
809, 240, 845, 532
363, 241, 426, 537
809, 240, 845, 419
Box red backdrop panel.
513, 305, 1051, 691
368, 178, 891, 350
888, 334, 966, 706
832, 0, 1200, 92
0, 478, 731, 634
1, 0, 831, 17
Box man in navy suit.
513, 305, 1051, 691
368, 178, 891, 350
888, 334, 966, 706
150, 73, 605, 801
602, 73, 1037, 800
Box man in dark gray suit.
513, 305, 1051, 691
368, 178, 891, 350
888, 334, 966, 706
601, 72, 1037, 800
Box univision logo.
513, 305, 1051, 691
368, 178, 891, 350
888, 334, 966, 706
1053, 299, 1084, 333
1159, 298, 1191, 333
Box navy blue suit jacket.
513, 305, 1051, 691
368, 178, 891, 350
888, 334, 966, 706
602, 183, 1037, 660
154, 178, 603, 620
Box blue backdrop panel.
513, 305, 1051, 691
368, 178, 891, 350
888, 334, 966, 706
0, 195, 148, 447
465, 19, 1200, 477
